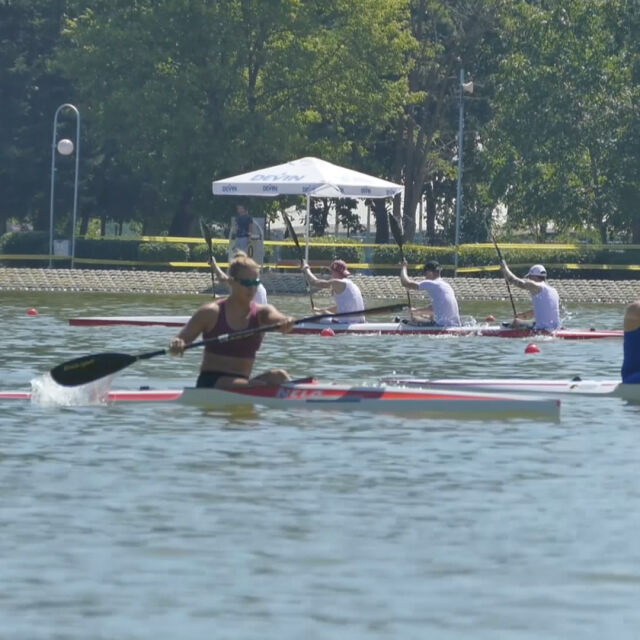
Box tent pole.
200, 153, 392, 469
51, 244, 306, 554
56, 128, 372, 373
305, 195, 310, 261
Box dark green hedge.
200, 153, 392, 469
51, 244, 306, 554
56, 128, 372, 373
0, 231, 51, 266
138, 242, 190, 264
75, 238, 141, 261
279, 237, 363, 263
371, 245, 454, 274
1, 232, 638, 277
594, 248, 640, 265
190, 242, 229, 262
371, 243, 602, 277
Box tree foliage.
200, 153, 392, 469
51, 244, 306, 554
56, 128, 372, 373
1, 0, 639, 244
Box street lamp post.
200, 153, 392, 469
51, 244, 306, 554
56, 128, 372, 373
49, 103, 80, 268
454, 69, 473, 275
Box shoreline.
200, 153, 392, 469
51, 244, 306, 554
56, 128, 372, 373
1, 267, 639, 304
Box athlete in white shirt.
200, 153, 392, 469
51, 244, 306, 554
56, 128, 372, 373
208, 252, 268, 304
400, 259, 461, 326
500, 262, 560, 330
301, 259, 365, 323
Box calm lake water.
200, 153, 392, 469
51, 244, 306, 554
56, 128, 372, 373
1, 291, 639, 640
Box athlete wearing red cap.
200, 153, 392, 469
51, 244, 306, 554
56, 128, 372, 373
301, 259, 365, 323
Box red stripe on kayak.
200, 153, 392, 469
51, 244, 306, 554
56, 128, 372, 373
106, 390, 183, 401
0, 390, 183, 401
290, 326, 623, 339
0, 391, 31, 399
217, 385, 543, 403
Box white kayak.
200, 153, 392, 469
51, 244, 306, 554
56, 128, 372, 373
67, 315, 622, 340
382, 377, 640, 401
0, 380, 561, 419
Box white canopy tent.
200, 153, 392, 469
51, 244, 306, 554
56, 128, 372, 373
212, 156, 403, 259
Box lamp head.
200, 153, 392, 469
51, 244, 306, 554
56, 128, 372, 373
57, 139, 74, 156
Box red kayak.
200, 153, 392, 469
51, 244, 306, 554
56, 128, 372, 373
68, 315, 622, 339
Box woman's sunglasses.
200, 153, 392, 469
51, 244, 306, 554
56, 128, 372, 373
235, 277, 261, 288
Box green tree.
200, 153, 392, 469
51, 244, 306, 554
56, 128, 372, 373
0, 0, 74, 232
56, 0, 411, 236
487, 0, 635, 242
390, 0, 506, 243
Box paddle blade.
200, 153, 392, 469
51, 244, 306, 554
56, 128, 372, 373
282, 212, 302, 253
199, 217, 214, 254
387, 212, 405, 256
50, 352, 138, 387
489, 230, 504, 262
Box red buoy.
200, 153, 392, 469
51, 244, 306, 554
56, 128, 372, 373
320, 327, 335, 337
485, 315, 496, 322
27, 308, 38, 316
525, 343, 540, 354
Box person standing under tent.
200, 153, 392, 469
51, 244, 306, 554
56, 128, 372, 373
301, 259, 366, 323
399, 259, 461, 327
622, 300, 640, 383
500, 261, 560, 330
229, 204, 263, 259
208, 251, 268, 304
169, 254, 293, 388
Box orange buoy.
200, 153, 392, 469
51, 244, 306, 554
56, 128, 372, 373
485, 315, 496, 322
525, 343, 540, 354
27, 308, 38, 316
320, 327, 335, 337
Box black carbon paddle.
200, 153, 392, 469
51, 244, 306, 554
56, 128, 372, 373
282, 211, 315, 310
50, 303, 406, 387
489, 229, 518, 320
199, 217, 216, 299
387, 212, 413, 315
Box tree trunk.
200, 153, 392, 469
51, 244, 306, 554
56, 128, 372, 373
79, 210, 90, 236
632, 216, 640, 243
402, 181, 417, 242
33, 205, 49, 233
373, 199, 389, 244
168, 189, 195, 236
424, 182, 436, 244
598, 220, 608, 244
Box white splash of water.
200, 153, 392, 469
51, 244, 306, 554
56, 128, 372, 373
29, 374, 115, 406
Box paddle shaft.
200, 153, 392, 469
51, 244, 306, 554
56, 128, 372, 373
199, 217, 216, 300
50, 303, 406, 386
490, 231, 518, 318
282, 212, 315, 310
387, 213, 413, 315
181, 304, 403, 354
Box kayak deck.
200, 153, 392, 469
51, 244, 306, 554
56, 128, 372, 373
67, 315, 622, 339
0, 381, 560, 419
291, 322, 622, 339
382, 378, 640, 400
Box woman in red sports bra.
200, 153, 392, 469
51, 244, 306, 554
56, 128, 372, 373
168, 255, 294, 388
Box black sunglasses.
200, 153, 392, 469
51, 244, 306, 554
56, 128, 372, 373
235, 277, 261, 288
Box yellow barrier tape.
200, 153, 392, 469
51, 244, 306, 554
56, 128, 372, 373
77, 235, 640, 251
2, 255, 640, 272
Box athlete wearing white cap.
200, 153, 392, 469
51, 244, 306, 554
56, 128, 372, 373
500, 261, 560, 330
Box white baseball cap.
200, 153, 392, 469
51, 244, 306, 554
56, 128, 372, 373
526, 264, 547, 277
